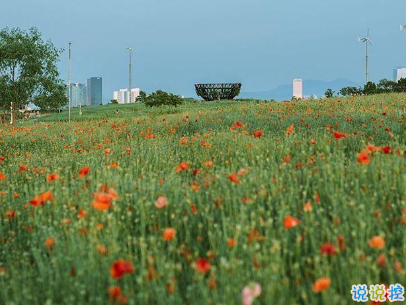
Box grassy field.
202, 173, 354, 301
1, 94, 406, 305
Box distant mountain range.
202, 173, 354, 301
239, 79, 361, 101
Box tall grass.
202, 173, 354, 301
0, 94, 406, 305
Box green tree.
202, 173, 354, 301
363, 81, 377, 95
339, 86, 362, 97
377, 79, 396, 93
138, 90, 147, 103
324, 89, 335, 98
144, 90, 182, 107
395, 78, 406, 93
0, 27, 67, 118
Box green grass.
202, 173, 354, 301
1, 94, 406, 305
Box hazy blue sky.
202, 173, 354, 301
1, 0, 406, 100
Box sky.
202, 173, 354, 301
1, 0, 406, 101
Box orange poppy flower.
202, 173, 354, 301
394, 260, 404, 273
286, 125, 295, 135
29, 191, 53, 207
303, 202, 313, 212
78, 166, 90, 178
163, 227, 176, 241
204, 161, 213, 168
227, 238, 237, 247
369, 236, 385, 249
283, 216, 300, 229
228, 173, 240, 183
108, 286, 128, 304
357, 151, 370, 165
312, 277, 331, 292
176, 162, 189, 173
0, 173, 6, 180
91, 188, 118, 211
44, 237, 55, 251
156, 196, 168, 209
46, 173, 59, 182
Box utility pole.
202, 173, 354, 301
10, 102, 14, 126
401, 25, 406, 73
127, 47, 133, 103
68, 42, 72, 122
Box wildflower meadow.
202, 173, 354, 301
1, 94, 406, 305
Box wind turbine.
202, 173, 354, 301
358, 29, 372, 84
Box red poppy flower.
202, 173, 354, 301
320, 243, 337, 256
381, 146, 392, 154
253, 130, 263, 138
78, 166, 90, 178
337, 235, 345, 252
29, 191, 53, 207
110, 260, 134, 279
18, 165, 28, 172
233, 121, 243, 128
228, 173, 240, 183
108, 286, 128, 304
333, 131, 348, 140
195, 258, 211, 274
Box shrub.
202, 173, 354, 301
144, 90, 182, 107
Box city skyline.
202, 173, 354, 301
1, 0, 406, 100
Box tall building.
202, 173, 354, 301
87, 77, 102, 106
70, 83, 87, 107
113, 88, 140, 104
393, 67, 406, 82
293, 79, 303, 99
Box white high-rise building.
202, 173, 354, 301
393, 67, 406, 82
113, 88, 140, 104
293, 79, 303, 99
66, 83, 87, 107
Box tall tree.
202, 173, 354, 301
0, 27, 67, 120
324, 89, 335, 98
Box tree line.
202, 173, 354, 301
325, 78, 406, 98
0, 27, 67, 120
